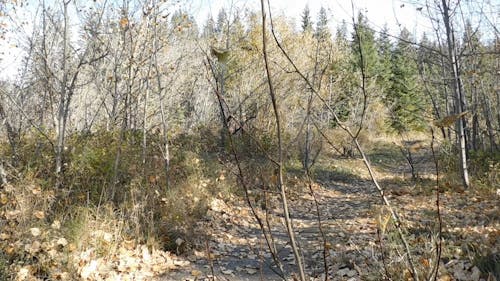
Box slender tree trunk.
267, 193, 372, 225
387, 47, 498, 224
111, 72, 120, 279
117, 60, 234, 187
216, 62, 229, 147
479, 81, 497, 151
55, 0, 71, 187
0, 102, 18, 160
142, 82, 149, 178
260, 2, 306, 280
150, 3, 170, 188
441, 0, 470, 188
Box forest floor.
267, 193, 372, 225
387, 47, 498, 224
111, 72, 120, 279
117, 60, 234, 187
1, 138, 497, 280
157, 140, 499, 281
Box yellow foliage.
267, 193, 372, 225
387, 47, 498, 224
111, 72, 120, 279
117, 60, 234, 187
434, 111, 469, 128
119, 17, 129, 28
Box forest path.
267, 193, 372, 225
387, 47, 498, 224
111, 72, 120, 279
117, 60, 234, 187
158, 141, 499, 281
160, 176, 381, 281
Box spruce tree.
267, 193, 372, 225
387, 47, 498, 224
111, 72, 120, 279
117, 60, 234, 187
315, 7, 330, 40
386, 28, 425, 132
376, 25, 393, 91
301, 5, 313, 33
216, 8, 228, 35
351, 12, 379, 79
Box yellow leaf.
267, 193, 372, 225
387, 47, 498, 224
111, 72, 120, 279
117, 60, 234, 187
381, 213, 391, 234
0, 193, 8, 204
0, 233, 10, 240
434, 111, 469, 128
191, 270, 202, 277
31, 186, 42, 195
34, 211, 45, 219
438, 274, 453, 281
51, 220, 61, 230
120, 17, 129, 28
5, 245, 15, 255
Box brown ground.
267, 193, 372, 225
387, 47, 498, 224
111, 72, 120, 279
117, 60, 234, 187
158, 142, 499, 281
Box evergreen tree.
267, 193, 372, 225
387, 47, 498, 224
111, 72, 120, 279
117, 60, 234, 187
315, 7, 330, 40
351, 12, 379, 79
335, 19, 348, 47
417, 33, 445, 124
385, 28, 425, 132
376, 25, 393, 90
216, 8, 228, 35
301, 5, 313, 33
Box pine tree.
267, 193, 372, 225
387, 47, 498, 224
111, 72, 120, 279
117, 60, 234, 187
385, 28, 425, 132
335, 20, 348, 47
315, 7, 330, 40
417, 32, 448, 138
301, 5, 313, 33
216, 8, 228, 35
351, 12, 379, 79
376, 25, 393, 91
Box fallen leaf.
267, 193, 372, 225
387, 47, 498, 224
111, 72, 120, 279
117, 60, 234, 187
191, 270, 202, 277
103, 232, 113, 242
57, 238, 68, 247
0, 193, 8, 204
81, 260, 98, 279
17, 266, 31, 280
30, 228, 41, 237
175, 238, 184, 246
34, 211, 45, 219
51, 220, 61, 230
246, 268, 257, 274
31, 186, 42, 195
25, 240, 41, 254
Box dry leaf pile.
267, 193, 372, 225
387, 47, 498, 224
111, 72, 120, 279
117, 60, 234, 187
0, 182, 192, 281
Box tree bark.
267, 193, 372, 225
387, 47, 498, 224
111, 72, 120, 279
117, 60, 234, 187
441, 0, 470, 188
55, 0, 71, 187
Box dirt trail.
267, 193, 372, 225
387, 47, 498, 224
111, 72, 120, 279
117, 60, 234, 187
158, 143, 499, 281
160, 177, 381, 281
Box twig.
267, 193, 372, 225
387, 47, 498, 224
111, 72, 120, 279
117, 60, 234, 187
377, 228, 391, 280
429, 127, 443, 281
206, 239, 215, 281
305, 170, 330, 281
261, 1, 306, 280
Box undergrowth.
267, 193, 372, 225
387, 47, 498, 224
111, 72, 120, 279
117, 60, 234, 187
0, 127, 234, 280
